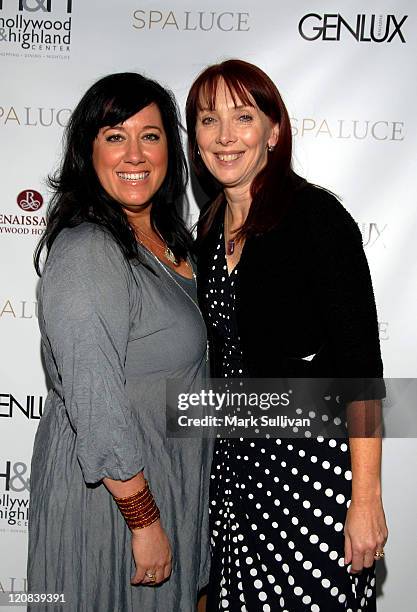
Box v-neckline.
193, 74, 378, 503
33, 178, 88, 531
222, 223, 243, 278
220, 200, 248, 277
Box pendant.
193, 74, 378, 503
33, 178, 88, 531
165, 246, 179, 266
226, 239, 235, 256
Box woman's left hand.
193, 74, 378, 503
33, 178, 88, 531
344, 496, 388, 573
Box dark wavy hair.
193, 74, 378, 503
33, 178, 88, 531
185, 59, 306, 240
34, 72, 191, 275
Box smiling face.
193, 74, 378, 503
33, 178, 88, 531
92, 103, 168, 213
195, 81, 279, 196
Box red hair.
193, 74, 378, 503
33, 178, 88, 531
185, 59, 304, 239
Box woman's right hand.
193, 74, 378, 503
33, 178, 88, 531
130, 519, 172, 586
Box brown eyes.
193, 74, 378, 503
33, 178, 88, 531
200, 114, 254, 126
105, 134, 124, 142
239, 114, 253, 122
104, 133, 160, 142
143, 133, 160, 141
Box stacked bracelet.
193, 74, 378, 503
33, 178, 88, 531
113, 481, 160, 530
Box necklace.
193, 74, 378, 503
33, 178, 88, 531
225, 207, 235, 256
136, 227, 179, 266
143, 247, 209, 361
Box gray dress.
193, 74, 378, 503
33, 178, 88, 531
27, 223, 212, 612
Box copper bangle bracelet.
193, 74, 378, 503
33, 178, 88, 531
114, 481, 160, 530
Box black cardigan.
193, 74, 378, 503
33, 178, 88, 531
197, 184, 384, 399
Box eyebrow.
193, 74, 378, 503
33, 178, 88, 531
198, 104, 253, 112
141, 124, 162, 130
102, 124, 162, 132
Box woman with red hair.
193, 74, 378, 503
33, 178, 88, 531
186, 59, 387, 611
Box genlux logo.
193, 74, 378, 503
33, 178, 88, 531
0, 393, 44, 418
298, 13, 407, 43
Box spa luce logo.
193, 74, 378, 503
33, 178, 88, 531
291, 117, 405, 141
0, 104, 72, 127
0, 298, 38, 319
132, 9, 250, 32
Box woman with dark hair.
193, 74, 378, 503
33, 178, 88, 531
28, 72, 212, 611
186, 60, 388, 611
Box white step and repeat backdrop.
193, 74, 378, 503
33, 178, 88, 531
1, 1, 416, 609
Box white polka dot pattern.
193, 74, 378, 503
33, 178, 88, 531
204, 228, 376, 611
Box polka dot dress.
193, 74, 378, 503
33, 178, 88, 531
204, 228, 376, 612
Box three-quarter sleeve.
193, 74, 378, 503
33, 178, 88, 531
308, 191, 385, 401
40, 224, 143, 483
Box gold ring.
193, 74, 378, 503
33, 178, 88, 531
145, 572, 156, 581
374, 550, 385, 559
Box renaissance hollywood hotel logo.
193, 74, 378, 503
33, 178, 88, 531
0, 189, 46, 236
0, 0, 73, 59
